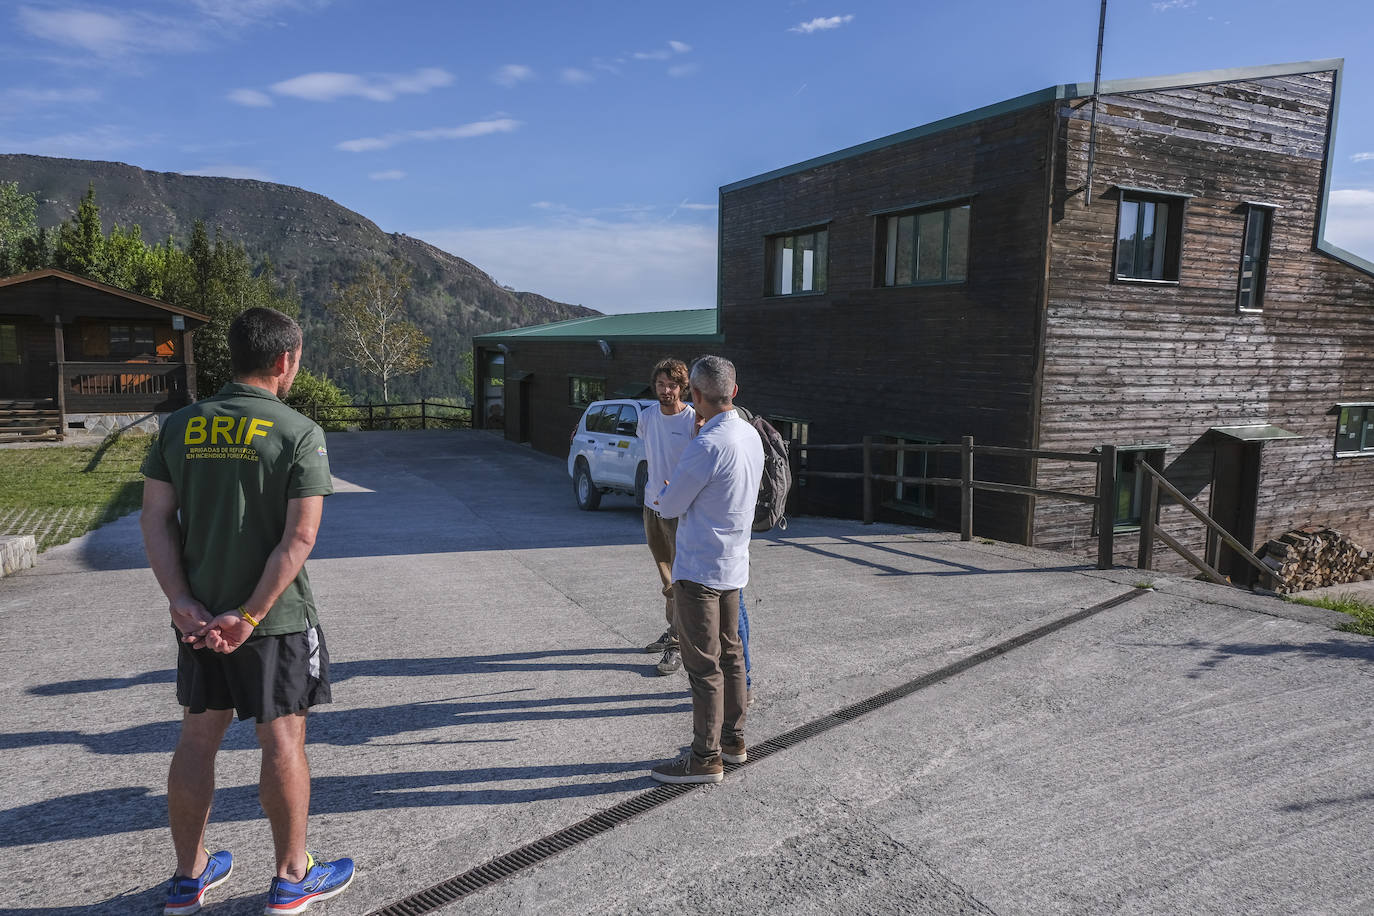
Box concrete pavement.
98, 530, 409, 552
1, 430, 1370, 915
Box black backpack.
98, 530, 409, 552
735, 406, 792, 532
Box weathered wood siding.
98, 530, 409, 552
719, 105, 1055, 540
1036, 71, 1374, 568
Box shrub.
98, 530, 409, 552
285, 368, 352, 431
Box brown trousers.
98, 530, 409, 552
643, 507, 677, 632
672, 579, 747, 760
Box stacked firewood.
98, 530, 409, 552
1258, 525, 1374, 593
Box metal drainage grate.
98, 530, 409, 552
368, 587, 1148, 915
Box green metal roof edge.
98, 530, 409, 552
474, 308, 722, 342
721, 59, 1346, 194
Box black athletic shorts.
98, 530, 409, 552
176, 625, 332, 723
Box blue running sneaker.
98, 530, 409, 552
164, 849, 233, 915
264, 853, 354, 914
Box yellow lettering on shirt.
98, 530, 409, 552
236, 417, 247, 443
246, 418, 274, 444
185, 416, 207, 445
210, 416, 235, 444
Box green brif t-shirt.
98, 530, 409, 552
142, 382, 334, 636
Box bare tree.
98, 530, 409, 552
326, 259, 431, 402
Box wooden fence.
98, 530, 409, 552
795, 435, 1268, 588
302, 400, 471, 431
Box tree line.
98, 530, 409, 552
0, 181, 434, 407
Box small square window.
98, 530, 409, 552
1115, 191, 1184, 282
766, 228, 828, 296
569, 376, 605, 408
0, 324, 19, 365
1335, 405, 1374, 456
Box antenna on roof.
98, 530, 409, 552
1085, 0, 1108, 209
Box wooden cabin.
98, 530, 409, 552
0, 269, 208, 439
716, 58, 1374, 578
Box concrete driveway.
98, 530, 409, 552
1, 430, 1370, 915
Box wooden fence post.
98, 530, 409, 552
367, 404, 374, 430
1097, 444, 1117, 570
961, 436, 974, 541
862, 436, 874, 525
420, 398, 428, 431
788, 438, 802, 516
1137, 472, 1157, 571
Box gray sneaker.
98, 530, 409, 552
644, 629, 677, 653
656, 646, 682, 675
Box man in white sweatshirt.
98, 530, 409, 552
648, 355, 763, 784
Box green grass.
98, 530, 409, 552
1287, 592, 1374, 637
0, 433, 153, 551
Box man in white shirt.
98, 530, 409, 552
649, 355, 763, 784
638, 358, 695, 676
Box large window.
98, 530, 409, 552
0, 324, 18, 365
1335, 405, 1374, 456
1115, 191, 1184, 281
766, 228, 827, 296
569, 376, 605, 408
109, 324, 156, 357
894, 437, 939, 517
1237, 205, 1273, 311
1114, 448, 1165, 530
877, 203, 970, 286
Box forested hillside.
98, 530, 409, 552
0, 153, 596, 402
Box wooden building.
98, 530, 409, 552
0, 269, 208, 439
473, 309, 722, 456
717, 58, 1374, 576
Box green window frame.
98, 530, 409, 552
1114, 448, 1166, 530
877, 203, 970, 287
569, 376, 605, 408
766, 227, 828, 296
1335, 405, 1374, 456
0, 324, 19, 365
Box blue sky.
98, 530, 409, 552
2, 0, 1372, 313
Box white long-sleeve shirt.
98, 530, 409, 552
652, 409, 763, 590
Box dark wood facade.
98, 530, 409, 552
0, 270, 208, 433
716, 60, 1374, 569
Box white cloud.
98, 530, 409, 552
789, 15, 854, 33
179, 164, 273, 180
415, 219, 717, 313
633, 41, 692, 61
1325, 188, 1374, 262
0, 123, 144, 157
337, 118, 522, 153
1151, 0, 1196, 10
227, 88, 273, 107
0, 87, 101, 114
680, 203, 717, 211
270, 67, 453, 102
1353, 152, 1374, 163
667, 63, 698, 78
369, 169, 406, 181
493, 64, 535, 88
560, 68, 594, 85
189, 0, 328, 27
17, 5, 200, 57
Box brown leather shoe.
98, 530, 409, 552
721, 741, 747, 764
650, 753, 723, 784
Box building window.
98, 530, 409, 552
109, 324, 156, 357
0, 324, 19, 365
569, 376, 605, 408
894, 437, 939, 517
877, 203, 970, 286
1237, 205, 1273, 311
1115, 192, 1184, 281
1114, 448, 1165, 530
766, 228, 827, 296
769, 416, 810, 485
1335, 405, 1374, 456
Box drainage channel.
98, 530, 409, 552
368, 587, 1149, 916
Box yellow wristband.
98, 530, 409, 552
239, 607, 261, 628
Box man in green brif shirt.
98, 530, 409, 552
141, 307, 353, 915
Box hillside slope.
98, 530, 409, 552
0, 153, 596, 401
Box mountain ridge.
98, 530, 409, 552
0, 153, 597, 401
